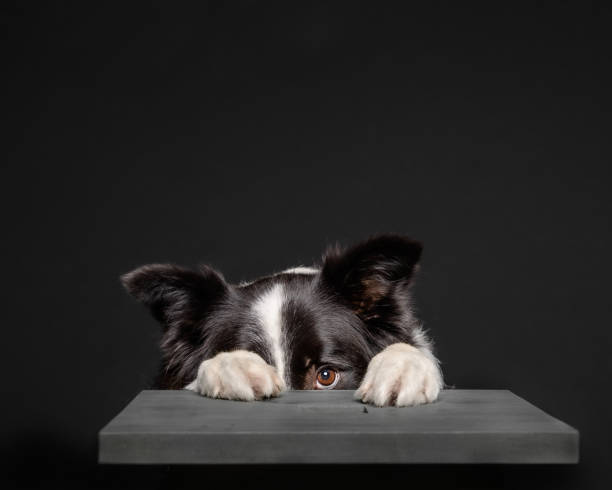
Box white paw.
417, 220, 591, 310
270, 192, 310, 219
355, 343, 443, 407
186, 350, 286, 401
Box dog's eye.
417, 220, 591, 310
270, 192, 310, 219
316, 368, 339, 389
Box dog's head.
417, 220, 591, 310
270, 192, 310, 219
122, 235, 426, 389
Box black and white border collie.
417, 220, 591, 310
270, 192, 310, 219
122, 235, 443, 407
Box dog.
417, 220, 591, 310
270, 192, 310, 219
121, 235, 443, 406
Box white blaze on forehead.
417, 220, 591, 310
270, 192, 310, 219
252, 283, 287, 385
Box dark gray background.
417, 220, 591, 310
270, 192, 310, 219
3, 1, 611, 489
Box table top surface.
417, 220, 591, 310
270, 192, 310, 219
101, 389, 575, 434
99, 389, 578, 464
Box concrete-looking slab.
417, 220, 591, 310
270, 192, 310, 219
99, 390, 578, 464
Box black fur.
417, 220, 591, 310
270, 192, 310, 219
122, 235, 430, 390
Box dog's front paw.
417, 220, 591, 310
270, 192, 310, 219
355, 343, 442, 407
188, 350, 286, 401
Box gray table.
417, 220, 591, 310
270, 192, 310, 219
99, 390, 578, 464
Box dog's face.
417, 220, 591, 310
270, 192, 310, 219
122, 235, 426, 390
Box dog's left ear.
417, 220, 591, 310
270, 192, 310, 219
121, 263, 228, 331
321, 235, 422, 320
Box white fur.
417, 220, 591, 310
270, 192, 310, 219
238, 266, 319, 287
281, 266, 319, 275
252, 283, 288, 385
410, 326, 436, 356
186, 350, 285, 401
355, 343, 443, 407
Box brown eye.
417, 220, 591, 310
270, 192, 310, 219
316, 368, 339, 389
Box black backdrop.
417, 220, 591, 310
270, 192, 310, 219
3, 2, 612, 489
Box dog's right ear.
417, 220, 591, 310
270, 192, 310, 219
320, 235, 422, 322
121, 264, 228, 331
